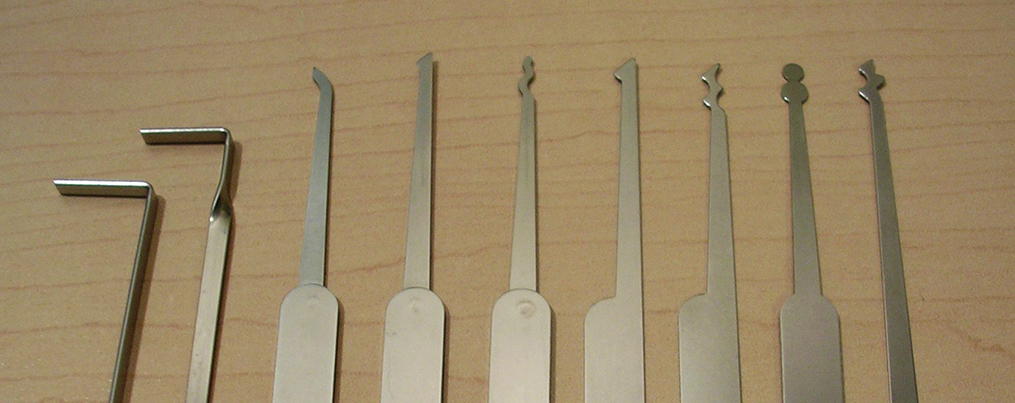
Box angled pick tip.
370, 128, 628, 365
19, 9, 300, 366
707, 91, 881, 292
614, 58, 637, 81
312, 67, 331, 89
859, 59, 877, 78
417, 52, 433, 68
54, 179, 153, 198
701, 63, 721, 84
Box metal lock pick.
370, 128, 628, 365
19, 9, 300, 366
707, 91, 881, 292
380, 53, 446, 403
139, 127, 234, 403
778, 63, 845, 403
678, 64, 743, 403
53, 179, 157, 403
488, 57, 552, 403
583, 58, 646, 403
859, 60, 919, 403
271, 68, 340, 403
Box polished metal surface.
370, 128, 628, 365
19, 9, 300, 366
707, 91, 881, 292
488, 57, 552, 403
584, 58, 645, 403
53, 179, 157, 403
140, 127, 234, 403
678, 64, 742, 403
859, 60, 919, 403
380, 53, 446, 403
271, 68, 340, 403
403, 53, 435, 291
300, 69, 335, 288
508, 57, 539, 292
779, 63, 845, 403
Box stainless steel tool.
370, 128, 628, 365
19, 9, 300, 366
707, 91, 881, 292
584, 58, 645, 403
271, 68, 340, 403
678, 64, 742, 403
380, 53, 446, 403
779, 63, 845, 403
140, 127, 233, 403
53, 179, 157, 403
488, 57, 552, 403
859, 60, 919, 403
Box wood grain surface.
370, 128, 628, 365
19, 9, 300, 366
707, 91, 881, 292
2, 1, 1013, 402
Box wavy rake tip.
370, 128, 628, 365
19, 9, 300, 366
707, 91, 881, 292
702, 64, 723, 109
519, 57, 534, 96
858, 60, 886, 101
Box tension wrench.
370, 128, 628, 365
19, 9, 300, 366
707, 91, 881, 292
488, 57, 552, 403
380, 53, 446, 403
271, 68, 340, 403
584, 58, 645, 403
140, 127, 233, 403
779, 63, 845, 403
53, 179, 157, 403
859, 60, 919, 403
678, 64, 742, 403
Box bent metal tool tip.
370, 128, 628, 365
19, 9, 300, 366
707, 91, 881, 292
488, 57, 552, 403
778, 63, 845, 403
678, 64, 743, 403
271, 68, 340, 403
53, 179, 157, 403
140, 126, 234, 403
859, 60, 919, 403
701, 63, 723, 108
518, 56, 534, 97
584, 58, 646, 403
859, 60, 886, 102
380, 53, 446, 403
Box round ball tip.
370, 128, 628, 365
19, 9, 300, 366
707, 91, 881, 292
782, 64, 804, 81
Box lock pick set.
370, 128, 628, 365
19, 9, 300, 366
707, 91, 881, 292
54, 56, 918, 403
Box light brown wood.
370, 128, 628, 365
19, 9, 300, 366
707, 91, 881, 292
2, 1, 1013, 402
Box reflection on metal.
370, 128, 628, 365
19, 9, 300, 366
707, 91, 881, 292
678, 64, 742, 403
584, 58, 645, 403
488, 57, 552, 403
140, 127, 234, 403
380, 53, 446, 403
54, 179, 158, 403
859, 60, 919, 403
271, 68, 340, 403
779, 63, 845, 403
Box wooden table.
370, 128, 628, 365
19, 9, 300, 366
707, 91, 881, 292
3, 1, 1013, 401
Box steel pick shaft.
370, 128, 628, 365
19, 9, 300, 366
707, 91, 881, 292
583, 58, 645, 403
860, 60, 919, 403
140, 127, 234, 403
488, 57, 552, 403
54, 180, 157, 403
271, 68, 340, 403
380, 53, 446, 403
677, 64, 742, 403
778, 63, 845, 403
509, 57, 538, 292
